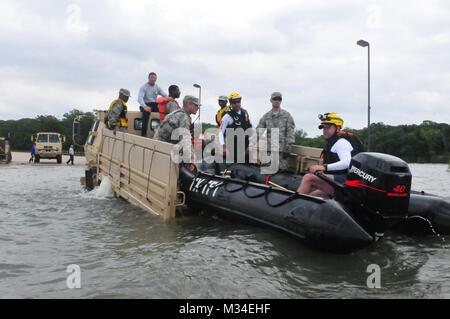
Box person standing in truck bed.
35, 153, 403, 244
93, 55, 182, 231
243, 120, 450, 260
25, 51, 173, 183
106, 88, 130, 135
154, 95, 199, 172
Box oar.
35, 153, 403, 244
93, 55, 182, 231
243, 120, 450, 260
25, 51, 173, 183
268, 181, 288, 191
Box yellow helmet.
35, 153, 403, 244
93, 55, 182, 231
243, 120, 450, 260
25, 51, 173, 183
228, 92, 242, 103
318, 113, 344, 129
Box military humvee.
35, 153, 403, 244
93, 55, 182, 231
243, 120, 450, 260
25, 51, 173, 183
0, 137, 12, 164
31, 132, 66, 163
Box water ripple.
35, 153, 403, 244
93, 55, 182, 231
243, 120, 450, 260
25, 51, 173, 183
0, 163, 449, 298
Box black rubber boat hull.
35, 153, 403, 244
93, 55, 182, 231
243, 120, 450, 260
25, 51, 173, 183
393, 192, 450, 235
180, 167, 373, 253
213, 163, 450, 236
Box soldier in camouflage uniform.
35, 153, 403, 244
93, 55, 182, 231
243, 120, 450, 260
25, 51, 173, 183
154, 95, 200, 171
256, 92, 296, 171
107, 88, 130, 135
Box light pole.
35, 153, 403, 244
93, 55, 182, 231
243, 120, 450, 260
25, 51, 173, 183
357, 39, 371, 151
193, 84, 201, 124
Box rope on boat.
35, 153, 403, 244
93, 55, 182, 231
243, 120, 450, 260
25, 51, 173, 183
195, 171, 322, 208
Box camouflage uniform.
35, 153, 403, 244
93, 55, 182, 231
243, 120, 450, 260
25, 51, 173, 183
257, 108, 295, 171
165, 100, 180, 115
154, 108, 193, 158
107, 99, 128, 133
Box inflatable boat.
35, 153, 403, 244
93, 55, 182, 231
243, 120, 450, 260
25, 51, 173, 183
179, 152, 450, 253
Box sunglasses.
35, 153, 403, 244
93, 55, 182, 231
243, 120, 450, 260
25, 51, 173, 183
231, 99, 241, 104
272, 97, 282, 101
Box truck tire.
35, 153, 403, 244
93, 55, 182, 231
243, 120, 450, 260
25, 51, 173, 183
85, 168, 97, 189
57, 155, 62, 164
7, 152, 12, 163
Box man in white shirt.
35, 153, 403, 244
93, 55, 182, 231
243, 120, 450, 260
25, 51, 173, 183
297, 113, 363, 198
138, 72, 167, 136
219, 92, 255, 163
66, 145, 75, 165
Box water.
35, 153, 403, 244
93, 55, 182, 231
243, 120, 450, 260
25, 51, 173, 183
0, 163, 449, 298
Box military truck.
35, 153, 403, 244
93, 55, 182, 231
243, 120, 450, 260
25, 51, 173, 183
0, 137, 12, 164
31, 132, 66, 163
78, 110, 323, 220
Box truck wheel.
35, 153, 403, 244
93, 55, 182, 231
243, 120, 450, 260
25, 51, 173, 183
85, 167, 98, 189
7, 152, 12, 163
35, 155, 40, 163
57, 155, 62, 164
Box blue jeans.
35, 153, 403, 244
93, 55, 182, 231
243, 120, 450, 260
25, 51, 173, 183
333, 174, 347, 184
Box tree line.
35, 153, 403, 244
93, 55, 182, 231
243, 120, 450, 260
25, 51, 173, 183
201, 120, 449, 163
1, 109, 448, 163
294, 120, 449, 163
0, 109, 95, 153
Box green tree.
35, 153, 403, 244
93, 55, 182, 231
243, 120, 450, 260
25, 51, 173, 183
0, 109, 94, 152
294, 129, 308, 145
60, 109, 95, 151
292, 121, 449, 163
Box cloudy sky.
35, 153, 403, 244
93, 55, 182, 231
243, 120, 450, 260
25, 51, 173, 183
1, 0, 449, 137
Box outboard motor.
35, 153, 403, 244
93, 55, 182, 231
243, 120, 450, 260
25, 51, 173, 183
344, 152, 412, 236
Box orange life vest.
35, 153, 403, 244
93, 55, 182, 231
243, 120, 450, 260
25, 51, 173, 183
157, 97, 180, 123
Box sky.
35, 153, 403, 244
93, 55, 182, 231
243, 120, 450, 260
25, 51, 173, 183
1, 0, 449, 137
